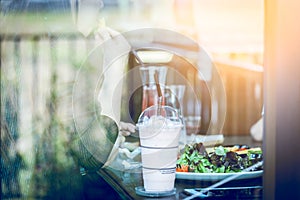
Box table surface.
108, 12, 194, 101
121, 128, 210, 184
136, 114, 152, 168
97, 136, 263, 200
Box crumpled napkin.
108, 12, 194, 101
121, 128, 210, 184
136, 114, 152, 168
103, 133, 141, 170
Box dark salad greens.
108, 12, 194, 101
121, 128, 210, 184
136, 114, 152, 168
176, 143, 263, 173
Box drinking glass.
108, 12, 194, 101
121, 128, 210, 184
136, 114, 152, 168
165, 84, 186, 146
136, 105, 182, 195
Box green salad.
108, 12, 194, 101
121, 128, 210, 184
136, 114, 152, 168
176, 143, 263, 173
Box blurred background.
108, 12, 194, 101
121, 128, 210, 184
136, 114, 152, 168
1, 0, 264, 199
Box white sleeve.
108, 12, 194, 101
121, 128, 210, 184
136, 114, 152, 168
250, 117, 263, 142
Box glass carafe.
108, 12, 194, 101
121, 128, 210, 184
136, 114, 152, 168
139, 66, 168, 111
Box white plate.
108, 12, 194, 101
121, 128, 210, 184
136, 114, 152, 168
176, 170, 263, 181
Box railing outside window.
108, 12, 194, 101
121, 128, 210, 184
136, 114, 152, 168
1, 32, 94, 199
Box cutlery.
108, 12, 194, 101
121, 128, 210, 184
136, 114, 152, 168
183, 161, 263, 200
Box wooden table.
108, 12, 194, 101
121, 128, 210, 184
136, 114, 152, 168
96, 136, 263, 200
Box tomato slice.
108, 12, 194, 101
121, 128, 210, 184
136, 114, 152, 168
181, 165, 188, 172
176, 164, 189, 172
176, 168, 182, 172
